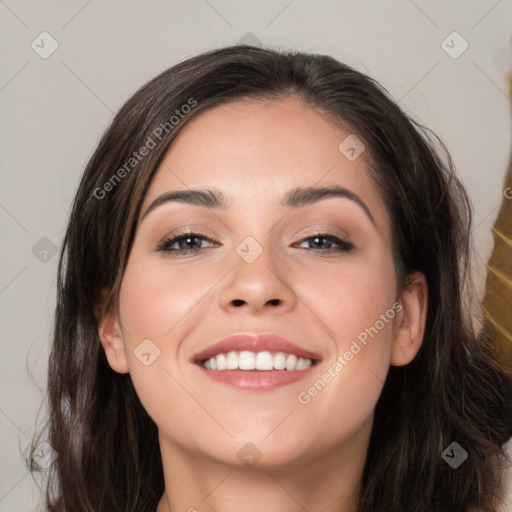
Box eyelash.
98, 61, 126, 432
155, 231, 354, 255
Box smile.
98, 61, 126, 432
193, 333, 321, 390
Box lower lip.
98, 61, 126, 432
196, 364, 318, 391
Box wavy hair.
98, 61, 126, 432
28, 44, 512, 512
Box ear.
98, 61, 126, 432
390, 271, 428, 366
97, 302, 129, 374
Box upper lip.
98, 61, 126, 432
192, 333, 322, 363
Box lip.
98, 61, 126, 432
192, 333, 322, 363
192, 333, 321, 391
197, 366, 317, 391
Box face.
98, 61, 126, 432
99, 96, 426, 469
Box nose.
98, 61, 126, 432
219, 242, 298, 315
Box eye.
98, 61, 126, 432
293, 233, 354, 253
155, 231, 354, 255
156, 231, 218, 254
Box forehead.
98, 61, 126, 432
139, 96, 390, 235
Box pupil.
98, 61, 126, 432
182, 236, 200, 249
313, 237, 329, 249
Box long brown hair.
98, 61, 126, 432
27, 44, 512, 512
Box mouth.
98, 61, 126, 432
192, 333, 321, 391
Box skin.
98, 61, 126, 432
98, 96, 428, 512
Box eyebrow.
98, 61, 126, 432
140, 185, 376, 226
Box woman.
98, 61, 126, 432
28, 44, 512, 511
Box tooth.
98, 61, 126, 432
273, 352, 286, 370
239, 351, 255, 370
216, 353, 226, 370
201, 351, 314, 371
285, 354, 297, 371
255, 351, 274, 370
226, 351, 238, 370
296, 357, 311, 370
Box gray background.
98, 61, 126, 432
1, 1, 511, 510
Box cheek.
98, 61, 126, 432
292, 266, 397, 446
116, 254, 239, 415
118, 255, 217, 343
294, 252, 397, 394
296, 251, 397, 347
115, 257, 214, 430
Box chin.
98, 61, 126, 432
204, 436, 314, 471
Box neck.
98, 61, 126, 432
155, 419, 371, 512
